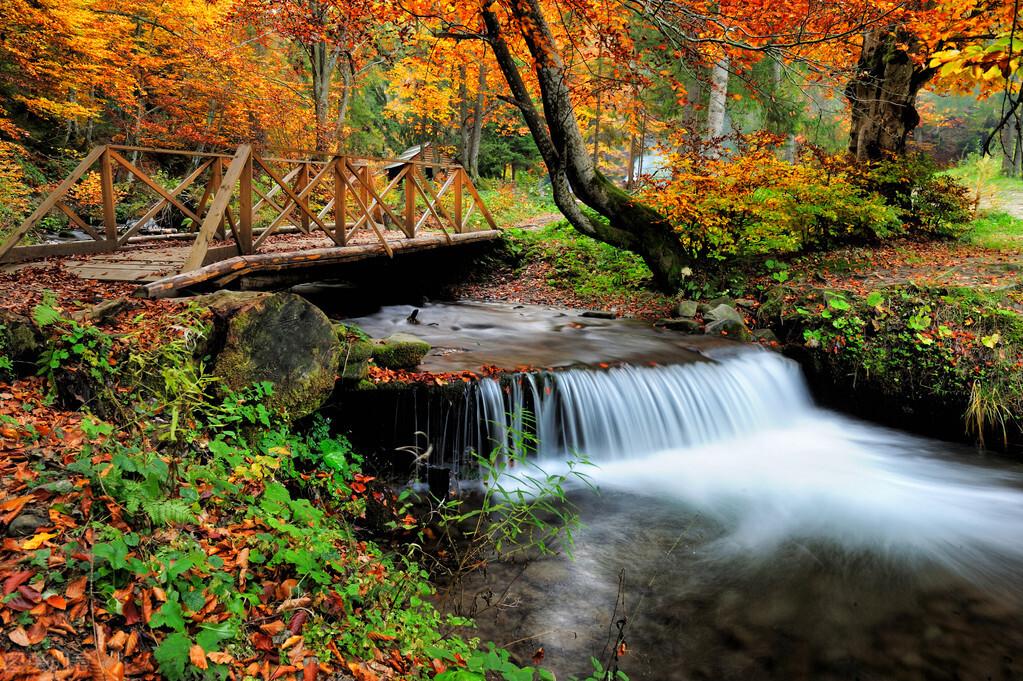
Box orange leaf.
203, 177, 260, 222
189, 644, 208, 670
8, 627, 31, 647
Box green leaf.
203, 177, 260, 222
196, 621, 236, 651
150, 598, 186, 632
981, 332, 1001, 348
435, 672, 486, 681
866, 291, 884, 307
153, 632, 191, 681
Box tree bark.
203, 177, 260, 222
846, 30, 932, 161
705, 54, 729, 152
482, 1, 692, 290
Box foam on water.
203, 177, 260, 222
469, 349, 1023, 579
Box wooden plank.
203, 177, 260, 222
253, 156, 334, 238
4, 239, 118, 263
56, 202, 104, 241
346, 166, 406, 237
139, 230, 502, 298
109, 145, 233, 159
239, 154, 253, 254
460, 174, 500, 231
252, 166, 301, 214
108, 149, 203, 227
453, 168, 463, 233
0, 146, 107, 261
297, 162, 310, 234
100, 148, 117, 240
414, 168, 459, 236
335, 157, 346, 245
404, 166, 416, 237
119, 160, 212, 244
260, 159, 342, 245
347, 160, 407, 237
181, 144, 252, 272
340, 169, 393, 258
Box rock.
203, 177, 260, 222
7, 511, 48, 537
707, 295, 734, 308
371, 333, 430, 370
580, 309, 616, 319
207, 292, 340, 420
734, 298, 758, 309
704, 304, 752, 340
336, 324, 374, 381
71, 297, 132, 324
704, 304, 744, 325
658, 318, 703, 333
0, 310, 40, 374
752, 328, 778, 343
676, 300, 699, 318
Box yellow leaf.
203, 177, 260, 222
22, 531, 57, 550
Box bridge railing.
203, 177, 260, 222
0, 144, 499, 273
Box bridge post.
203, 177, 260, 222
453, 168, 463, 233
100, 147, 117, 241
404, 163, 416, 236
334, 156, 347, 245
239, 152, 253, 254
297, 162, 311, 233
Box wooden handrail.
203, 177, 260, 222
0, 143, 501, 272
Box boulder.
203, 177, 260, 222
676, 300, 699, 318
704, 305, 751, 340
581, 309, 617, 319
371, 333, 430, 370
205, 292, 340, 419
658, 318, 703, 333
0, 310, 40, 374
734, 298, 759, 310
705, 318, 751, 341
752, 328, 779, 344
704, 304, 744, 325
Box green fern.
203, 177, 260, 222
142, 499, 195, 526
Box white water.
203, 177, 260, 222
468, 349, 1023, 580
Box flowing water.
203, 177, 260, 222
438, 348, 1023, 680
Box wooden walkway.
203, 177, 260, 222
0, 144, 502, 297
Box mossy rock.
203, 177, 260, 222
0, 310, 40, 379
209, 292, 340, 419
336, 325, 376, 382
370, 333, 431, 370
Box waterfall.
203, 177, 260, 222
459, 350, 810, 462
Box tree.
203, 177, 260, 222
846, 1, 1020, 160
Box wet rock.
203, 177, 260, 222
371, 333, 431, 370
207, 291, 340, 420
658, 318, 703, 333
676, 300, 699, 318
336, 323, 374, 381
752, 328, 778, 343
7, 511, 48, 537
704, 304, 743, 325
580, 309, 616, 319
735, 298, 758, 309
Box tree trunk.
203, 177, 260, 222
467, 62, 486, 180
706, 54, 729, 152
309, 42, 339, 151
334, 60, 353, 148
846, 30, 932, 161
482, 1, 692, 290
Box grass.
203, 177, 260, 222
467, 176, 557, 230
507, 219, 655, 297
965, 210, 1023, 250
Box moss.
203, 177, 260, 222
370, 333, 430, 370
772, 283, 1023, 449
212, 293, 341, 420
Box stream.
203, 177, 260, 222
339, 301, 1023, 681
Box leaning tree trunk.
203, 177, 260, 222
846, 30, 933, 161
482, 1, 693, 290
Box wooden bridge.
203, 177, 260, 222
0, 144, 501, 297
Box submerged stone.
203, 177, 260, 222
371, 333, 431, 370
